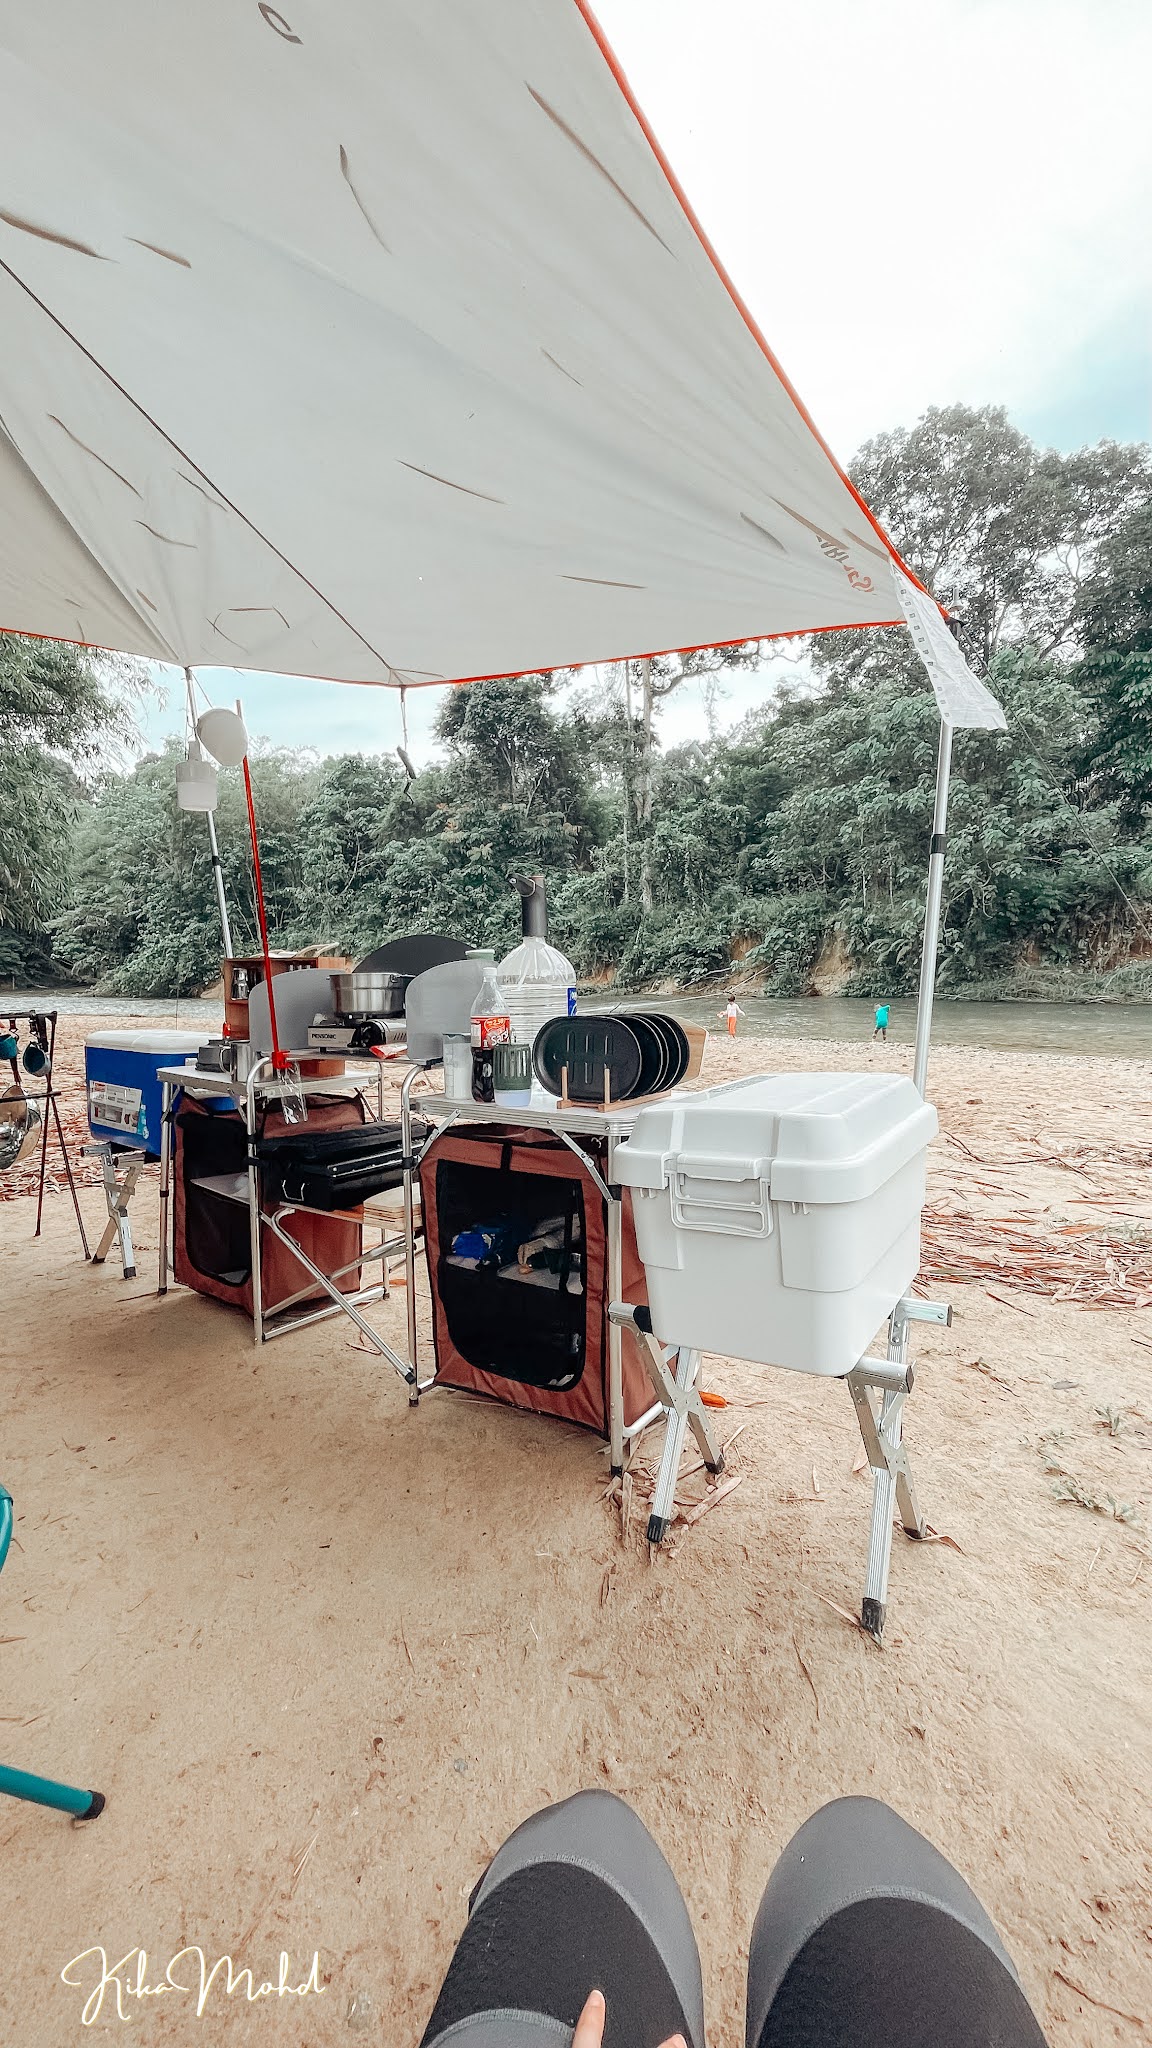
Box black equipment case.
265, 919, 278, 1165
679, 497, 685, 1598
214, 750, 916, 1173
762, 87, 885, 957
257, 1118, 427, 1212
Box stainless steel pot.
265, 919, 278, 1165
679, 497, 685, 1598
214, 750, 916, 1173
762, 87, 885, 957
329, 970, 410, 1020
0, 1086, 42, 1172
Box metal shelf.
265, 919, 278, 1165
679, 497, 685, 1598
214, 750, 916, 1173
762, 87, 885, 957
155, 1054, 387, 1107
413, 1088, 645, 1142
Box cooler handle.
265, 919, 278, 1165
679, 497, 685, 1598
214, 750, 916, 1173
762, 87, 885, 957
669, 1165, 773, 1238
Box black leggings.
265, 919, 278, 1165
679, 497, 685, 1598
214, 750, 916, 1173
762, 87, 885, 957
420, 1792, 1049, 2047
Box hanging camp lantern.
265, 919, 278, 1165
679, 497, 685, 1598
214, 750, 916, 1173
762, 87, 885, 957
175, 738, 219, 813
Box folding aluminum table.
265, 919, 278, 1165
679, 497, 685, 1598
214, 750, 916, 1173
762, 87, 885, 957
398, 1077, 662, 1472
155, 1053, 414, 1383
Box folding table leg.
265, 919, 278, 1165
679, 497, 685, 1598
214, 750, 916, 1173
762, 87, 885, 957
847, 1296, 948, 1640
93, 1222, 117, 1262
607, 1305, 726, 1546
647, 1381, 691, 1546
606, 1198, 625, 1475
93, 1215, 121, 1266
646, 1347, 726, 1544
400, 1067, 421, 1407
157, 1082, 172, 1295
263, 1206, 416, 1386
90, 1151, 119, 1264
86, 1147, 140, 1279
117, 1162, 142, 1280
114, 1203, 137, 1282
685, 1367, 724, 1477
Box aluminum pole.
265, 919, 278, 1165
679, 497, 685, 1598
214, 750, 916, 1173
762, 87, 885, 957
185, 666, 234, 957
400, 1065, 421, 1403
205, 807, 234, 959
912, 719, 953, 1098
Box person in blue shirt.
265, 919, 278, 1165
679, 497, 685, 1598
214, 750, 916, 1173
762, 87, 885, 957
873, 1002, 890, 1040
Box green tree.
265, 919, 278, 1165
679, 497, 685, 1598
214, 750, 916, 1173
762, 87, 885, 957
383, 672, 618, 953
38, 407, 1152, 1000
287, 753, 413, 952
53, 742, 320, 995
1076, 501, 1152, 830
846, 405, 1151, 666
605, 646, 762, 911
0, 635, 138, 978
789, 407, 1152, 988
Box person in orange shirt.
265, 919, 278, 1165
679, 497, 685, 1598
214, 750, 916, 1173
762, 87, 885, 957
720, 993, 746, 1038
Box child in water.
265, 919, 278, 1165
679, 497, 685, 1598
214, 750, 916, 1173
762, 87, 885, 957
721, 993, 746, 1038
873, 1002, 890, 1040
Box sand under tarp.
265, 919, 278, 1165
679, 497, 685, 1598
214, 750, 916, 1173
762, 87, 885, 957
1, 1027, 1150, 2043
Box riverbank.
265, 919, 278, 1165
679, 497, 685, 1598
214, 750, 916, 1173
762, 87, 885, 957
595, 959, 1152, 1005
1, 1021, 1150, 2043
10, 955, 1152, 1011
958, 960, 1152, 1003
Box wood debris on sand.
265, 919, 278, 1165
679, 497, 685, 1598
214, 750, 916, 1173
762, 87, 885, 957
606, 1430, 748, 1551
922, 1207, 1152, 1308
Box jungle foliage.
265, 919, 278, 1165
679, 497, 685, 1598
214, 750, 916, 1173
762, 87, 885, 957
4, 407, 1150, 996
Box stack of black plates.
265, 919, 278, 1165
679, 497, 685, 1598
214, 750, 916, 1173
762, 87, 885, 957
533, 1012, 690, 1103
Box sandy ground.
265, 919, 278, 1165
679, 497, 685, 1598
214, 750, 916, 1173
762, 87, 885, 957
1, 1019, 1151, 2044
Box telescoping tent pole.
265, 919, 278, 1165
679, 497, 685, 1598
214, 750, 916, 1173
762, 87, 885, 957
184, 668, 234, 958
205, 811, 234, 961
912, 717, 954, 1098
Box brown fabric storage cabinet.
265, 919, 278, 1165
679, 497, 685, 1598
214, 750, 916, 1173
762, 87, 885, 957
174, 1094, 365, 1319
420, 1125, 652, 1438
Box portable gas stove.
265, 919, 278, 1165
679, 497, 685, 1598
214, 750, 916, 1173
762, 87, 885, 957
307, 1014, 408, 1052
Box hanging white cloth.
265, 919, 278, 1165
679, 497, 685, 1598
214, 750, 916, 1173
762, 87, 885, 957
892, 566, 1007, 732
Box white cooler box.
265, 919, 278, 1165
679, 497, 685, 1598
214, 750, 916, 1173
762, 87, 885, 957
614, 1073, 938, 1374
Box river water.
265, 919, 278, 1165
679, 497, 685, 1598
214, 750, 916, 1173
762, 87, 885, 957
594, 994, 1152, 1059
9, 989, 1150, 1057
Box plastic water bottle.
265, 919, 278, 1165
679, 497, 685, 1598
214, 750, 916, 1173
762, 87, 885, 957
498, 875, 577, 1049
469, 956, 511, 1103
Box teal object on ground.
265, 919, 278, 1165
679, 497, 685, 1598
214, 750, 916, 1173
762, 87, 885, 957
0, 1763, 104, 1818
0, 1485, 105, 1821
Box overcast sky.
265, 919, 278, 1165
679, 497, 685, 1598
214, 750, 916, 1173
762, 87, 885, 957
143, 0, 1152, 763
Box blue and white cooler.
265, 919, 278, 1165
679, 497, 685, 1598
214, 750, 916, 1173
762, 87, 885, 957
84, 1030, 202, 1157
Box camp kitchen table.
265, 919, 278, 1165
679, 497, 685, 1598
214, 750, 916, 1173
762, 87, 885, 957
404, 1073, 952, 1637
398, 1075, 663, 1473
156, 1054, 415, 1382
156, 1063, 949, 1634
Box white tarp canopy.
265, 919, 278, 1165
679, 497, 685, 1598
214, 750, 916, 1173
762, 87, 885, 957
0, 0, 1004, 727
